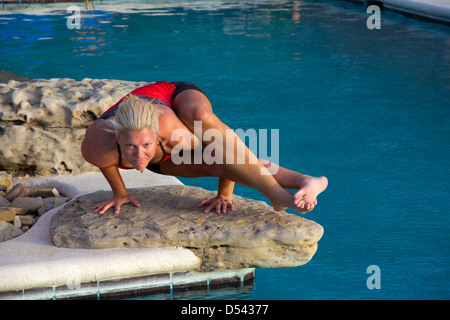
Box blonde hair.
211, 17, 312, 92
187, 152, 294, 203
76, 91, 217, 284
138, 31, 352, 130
110, 95, 161, 137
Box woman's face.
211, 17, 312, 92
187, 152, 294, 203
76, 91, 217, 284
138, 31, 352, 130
117, 127, 158, 171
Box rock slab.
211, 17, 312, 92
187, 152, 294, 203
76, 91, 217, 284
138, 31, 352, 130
50, 185, 324, 271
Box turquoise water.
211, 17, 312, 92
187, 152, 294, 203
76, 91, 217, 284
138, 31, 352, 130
1, 0, 449, 299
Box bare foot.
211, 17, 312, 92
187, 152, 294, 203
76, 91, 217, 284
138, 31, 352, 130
270, 189, 310, 214
260, 174, 328, 215
272, 195, 310, 214
294, 176, 328, 211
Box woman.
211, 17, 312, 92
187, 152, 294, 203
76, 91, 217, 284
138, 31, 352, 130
81, 81, 328, 214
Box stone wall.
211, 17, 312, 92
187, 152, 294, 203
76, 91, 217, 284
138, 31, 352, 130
0, 78, 148, 176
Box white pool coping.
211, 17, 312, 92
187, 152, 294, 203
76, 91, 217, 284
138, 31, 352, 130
376, 0, 450, 23
0, 171, 254, 299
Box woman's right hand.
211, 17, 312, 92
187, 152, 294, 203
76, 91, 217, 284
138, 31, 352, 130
197, 194, 234, 214
91, 193, 141, 214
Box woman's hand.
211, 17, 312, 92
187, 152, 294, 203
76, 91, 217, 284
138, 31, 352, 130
91, 193, 141, 214
197, 194, 234, 214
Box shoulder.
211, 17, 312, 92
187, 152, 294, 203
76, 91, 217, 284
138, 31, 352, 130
81, 120, 118, 168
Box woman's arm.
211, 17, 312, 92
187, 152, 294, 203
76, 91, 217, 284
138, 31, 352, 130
81, 122, 140, 214
100, 165, 127, 195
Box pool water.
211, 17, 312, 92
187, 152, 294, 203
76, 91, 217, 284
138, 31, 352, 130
1, 0, 449, 300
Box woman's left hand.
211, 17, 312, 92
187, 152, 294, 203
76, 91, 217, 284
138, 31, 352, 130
197, 195, 234, 214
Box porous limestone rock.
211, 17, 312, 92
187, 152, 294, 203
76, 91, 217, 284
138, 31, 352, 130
50, 185, 324, 271
0, 78, 148, 175
0, 171, 12, 190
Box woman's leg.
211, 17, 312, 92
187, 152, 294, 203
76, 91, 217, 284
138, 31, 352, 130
171, 89, 327, 213
161, 156, 327, 213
